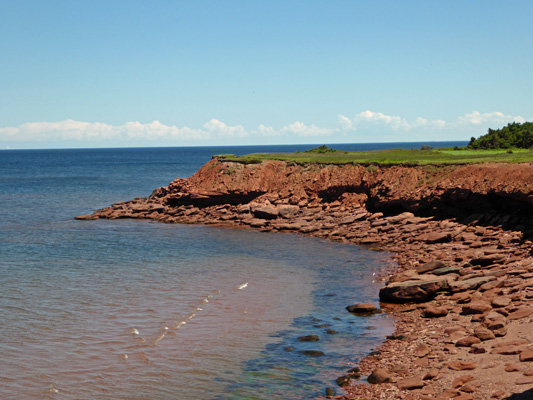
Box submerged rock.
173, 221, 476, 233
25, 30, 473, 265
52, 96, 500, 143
346, 303, 381, 314
300, 350, 325, 357
298, 334, 319, 342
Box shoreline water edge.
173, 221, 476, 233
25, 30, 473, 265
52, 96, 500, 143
77, 157, 533, 400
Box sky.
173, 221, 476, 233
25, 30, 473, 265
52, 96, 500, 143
1, 1, 532, 149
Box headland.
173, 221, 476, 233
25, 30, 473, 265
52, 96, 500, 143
77, 151, 533, 400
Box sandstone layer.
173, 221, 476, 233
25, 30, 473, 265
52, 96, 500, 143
77, 158, 533, 399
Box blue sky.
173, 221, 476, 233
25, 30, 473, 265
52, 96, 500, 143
1, 1, 531, 149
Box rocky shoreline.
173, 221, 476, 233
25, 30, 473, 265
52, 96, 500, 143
77, 158, 533, 399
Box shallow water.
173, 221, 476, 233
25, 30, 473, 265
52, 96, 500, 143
0, 144, 431, 399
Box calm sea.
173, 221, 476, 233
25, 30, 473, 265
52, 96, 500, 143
0, 142, 465, 400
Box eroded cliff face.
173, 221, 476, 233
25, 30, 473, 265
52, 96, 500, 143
80, 158, 533, 236
160, 159, 533, 231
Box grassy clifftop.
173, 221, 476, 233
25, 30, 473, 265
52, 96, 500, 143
216, 146, 533, 166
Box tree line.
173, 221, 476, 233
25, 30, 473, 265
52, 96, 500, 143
468, 121, 533, 149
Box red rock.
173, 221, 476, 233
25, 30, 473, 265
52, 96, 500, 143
448, 361, 477, 371
417, 231, 452, 244
524, 369, 533, 376
491, 296, 511, 308
75, 214, 98, 220
379, 278, 448, 303
515, 375, 533, 385
469, 344, 486, 354
414, 357, 429, 367
460, 384, 475, 393
445, 325, 467, 335
416, 260, 446, 274
423, 368, 439, 380
423, 305, 448, 318
367, 368, 391, 384
490, 390, 506, 398
456, 336, 482, 347
396, 376, 425, 390
449, 276, 496, 292
414, 343, 430, 357
441, 389, 461, 398
462, 301, 492, 315
452, 375, 475, 388
450, 292, 472, 303
491, 344, 527, 355
519, 349, 533, 362
504, 363, 521, 372
507, 307, 533, 320
484, 311, 507, 330
474, 326, 496, 341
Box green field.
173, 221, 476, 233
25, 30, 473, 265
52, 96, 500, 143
215, 147, 533, 166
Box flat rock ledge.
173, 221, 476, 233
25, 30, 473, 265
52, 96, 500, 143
77, 160, 533, 400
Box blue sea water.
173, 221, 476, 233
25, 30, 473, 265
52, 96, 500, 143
0, 142, 465, 400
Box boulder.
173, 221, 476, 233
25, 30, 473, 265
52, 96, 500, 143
448, 361, 477, 371
462, 301, 492, 315
520, 349, 533, 362
433, 266, 463, 275
367, 368, 391, 384
484, 311, 507, 331
414, 343, 430, 357
452, 375, 475, 388
335, 375, 351, 387
416, 260, 446, 274
456, 335, 482, 347
469, 344, 486, 354
251, 204, 279, 219
507, 307, 533, 320
474, 326, 496, 341
505, 363, 521, 372
423, 368, 440, 380
449, 276, 496, 292
491, 297, 512, 308
379, 278, 448, 303
423, 305, 448, 318
278, 205, 299, 219
396, 376, 425, 390
417, 231, 452, 244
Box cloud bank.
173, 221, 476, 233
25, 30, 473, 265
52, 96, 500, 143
0, 110, 528, 148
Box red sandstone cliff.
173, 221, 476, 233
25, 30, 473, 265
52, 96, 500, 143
80, 159, 533, 231
96, 158, 532, 233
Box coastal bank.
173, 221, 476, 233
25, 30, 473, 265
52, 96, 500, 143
77, 157, 533, 400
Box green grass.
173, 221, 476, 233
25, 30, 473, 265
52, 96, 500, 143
215, 147, 533, 166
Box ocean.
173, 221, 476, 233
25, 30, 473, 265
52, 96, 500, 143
0, 142, 466, 399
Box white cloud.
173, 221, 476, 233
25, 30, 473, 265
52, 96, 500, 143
338, 114, 353, 130
251, 124, 281, 137
339, 111, 446, 132
457, 111, 525, 126
203, 119, 248, 138
281, 121, 334, 137
0, 119, 214, 143
0, 110, 529, 148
